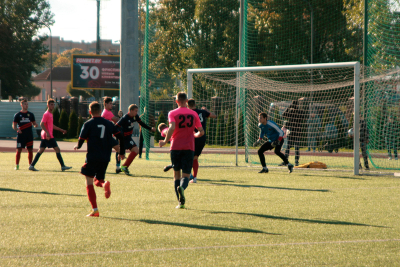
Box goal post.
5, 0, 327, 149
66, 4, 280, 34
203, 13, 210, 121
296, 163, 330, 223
187, 62, 361, 174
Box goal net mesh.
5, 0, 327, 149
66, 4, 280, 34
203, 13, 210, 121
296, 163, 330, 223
191, 65, 400, 172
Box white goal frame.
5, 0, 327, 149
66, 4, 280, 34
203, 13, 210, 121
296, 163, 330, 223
187, 62, 361, 175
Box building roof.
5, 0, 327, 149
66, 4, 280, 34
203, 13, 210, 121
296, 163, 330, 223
32, 67, 71, 81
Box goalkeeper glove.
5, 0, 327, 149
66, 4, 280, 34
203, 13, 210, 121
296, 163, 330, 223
253, 139, 261, 147
271, 140, 280, 148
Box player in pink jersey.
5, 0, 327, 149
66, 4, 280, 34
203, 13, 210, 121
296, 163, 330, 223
159, 92, 204, 209
101, 97, 120, 124
29, 99, 72, 172
101, 96, 121, 172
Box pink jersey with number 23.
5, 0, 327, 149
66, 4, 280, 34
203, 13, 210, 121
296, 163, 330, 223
168, 107, 202, 151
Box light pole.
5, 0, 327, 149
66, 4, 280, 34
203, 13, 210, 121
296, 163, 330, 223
44, 25, 53, 99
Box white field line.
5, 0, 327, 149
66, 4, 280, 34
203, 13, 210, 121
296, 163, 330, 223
2, 239, 400, 259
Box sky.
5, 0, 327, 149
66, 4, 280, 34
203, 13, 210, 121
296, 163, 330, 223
37, 0, 121, 43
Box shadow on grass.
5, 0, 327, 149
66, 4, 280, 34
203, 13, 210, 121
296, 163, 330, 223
208, 182, 330, 192
0, 187, 84, 197
103, 217, 279, 235
298, 173, 367, 180
202, 210, 386, 228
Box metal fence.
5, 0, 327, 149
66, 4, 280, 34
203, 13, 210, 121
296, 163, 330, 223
0, 101, 48, 138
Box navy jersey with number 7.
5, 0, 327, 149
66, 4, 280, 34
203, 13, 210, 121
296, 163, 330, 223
79, 117, 122, 162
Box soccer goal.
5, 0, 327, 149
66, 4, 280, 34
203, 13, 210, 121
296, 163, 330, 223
187, 62, 369, 174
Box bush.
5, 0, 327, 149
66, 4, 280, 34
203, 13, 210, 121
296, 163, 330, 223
59, 109, 69, 137
68, 110, 78, 138
155, 111, 167, 142
77, 116, 84, 137
52, 106, 60, 138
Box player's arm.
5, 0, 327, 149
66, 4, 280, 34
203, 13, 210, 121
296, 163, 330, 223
32, 121, 38, 127
193, 114, 204, 138
74, 123, 87, 150
202, 107, 217, 119
137, 116, 155, 132
53, 125, 67, 135
40, 121, 51, 139
194, 126, 204, 138
159, 122, 175, 147
12, 122, 22, 133
111, 116, 119, 124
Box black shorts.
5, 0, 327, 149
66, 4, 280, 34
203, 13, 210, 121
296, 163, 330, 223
80, 160, 109, 181
194, 138, 206, 157
40, 138, 58, 148
170, 150, 194, 174
124, 136, 137, 150
16, 133, 34, 149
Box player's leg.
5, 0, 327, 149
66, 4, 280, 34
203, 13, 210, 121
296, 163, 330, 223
53, 143, 72, 171
121, 143, 138, 175
15, 134, 27, 170
26, 134, 34, 166
120, 137, 137, 174
81, 162, 99, 216
190, 156, 199, 183
274, 140, 293, 173
191, 139, 205, 183
178, 150, 194, 208
279, 136, 291, 166
93, 162, 111, 198
85, 176, 99, 217
15, 148, 22, 170
258, 142, 271, 173
29, 141, 46, 170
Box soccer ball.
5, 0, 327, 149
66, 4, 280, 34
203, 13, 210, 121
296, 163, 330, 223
348, 128, 354, 138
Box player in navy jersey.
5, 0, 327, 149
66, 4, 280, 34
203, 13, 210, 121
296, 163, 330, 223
163, 99, 216, 183
115, 104, 155, 175
12, 99, 38, 170
74, 101, 126, 217
188, 99, 216, 183
254, 112, 294, 174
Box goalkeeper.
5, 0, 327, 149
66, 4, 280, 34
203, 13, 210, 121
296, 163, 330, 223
254, 113, 294, 174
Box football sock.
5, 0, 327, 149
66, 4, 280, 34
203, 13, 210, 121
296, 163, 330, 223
16, 151, 21, 165
31, 152, 42, 166
116, 152, 120, 166
123, 151, 137, 168
174, 180, 180, 201
86, 185, 97, 209
56, 152, 65, 167
193, 159, 199, 177
28, 150, 33, 165
181, 177, 189, 190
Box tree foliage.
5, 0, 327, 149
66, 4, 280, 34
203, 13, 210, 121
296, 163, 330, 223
68, 110, 78, 138
0, 0, 54, 98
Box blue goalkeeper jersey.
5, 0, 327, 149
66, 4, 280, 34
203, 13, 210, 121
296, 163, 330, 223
258, 120, 284, 142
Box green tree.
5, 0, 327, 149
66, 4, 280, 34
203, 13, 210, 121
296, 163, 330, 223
68, 110, 78, 138
154, 111, 167, 142
52, 106, 61, 138
59, 109, 69, 137
66, 82, 93, 98
0, 0, 53, 98
77, 116, 85, 137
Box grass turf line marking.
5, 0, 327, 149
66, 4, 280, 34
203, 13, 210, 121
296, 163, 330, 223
2, 239, 400, 259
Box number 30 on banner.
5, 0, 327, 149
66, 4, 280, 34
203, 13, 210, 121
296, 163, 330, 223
80, 66, 100, 80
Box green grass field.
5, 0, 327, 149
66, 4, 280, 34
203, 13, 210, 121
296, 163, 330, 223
1, 152, 400, 266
